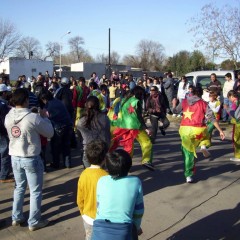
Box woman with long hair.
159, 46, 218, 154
77, 96, 110, 168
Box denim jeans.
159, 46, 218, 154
11, 155, 44, 227
0, 135, 11, 180
222, 98, 232, 121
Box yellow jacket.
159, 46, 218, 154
77, 168, 108, 219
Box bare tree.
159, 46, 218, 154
58, 50, 94, 65
16, 36, 42, 59
136, 40, 165, 71
188, 3, 240, 69
68, 36, 84, 62
96, 53, 107, 63
0, 19, 20, 61
44, 41, 60, 61
122, 55, 140, 67
95, 51, 120, 64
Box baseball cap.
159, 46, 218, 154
0, 84, 8, 92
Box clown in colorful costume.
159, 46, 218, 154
110, 86, 153, 169
89, 82, 106, 112
227, 90, 240, 161
174, 87, 224, 182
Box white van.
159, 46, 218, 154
185, 70, 235, 89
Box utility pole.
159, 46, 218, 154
108, 28, 111, 68
106, 28, 111, 80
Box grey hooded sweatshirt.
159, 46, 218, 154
5, 108, 54, 157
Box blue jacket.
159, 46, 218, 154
45, 98, 72, 126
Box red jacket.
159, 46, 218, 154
181, 98, 207, 127
72, 86, 90, 108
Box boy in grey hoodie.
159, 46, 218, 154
4, 88, 54, 231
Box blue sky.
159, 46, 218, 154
1, 0, 238, 61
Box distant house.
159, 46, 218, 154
0, 57, 53, 80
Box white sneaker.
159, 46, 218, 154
230, 158, 240, 162
172, 114, 177, 117
12, 218, 26, 226
177, 114, 182, 118
200, 146, 211, 158
186, 176, 194, 183
29, 220, 49, 231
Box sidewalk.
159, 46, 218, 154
1, 123, 240, 240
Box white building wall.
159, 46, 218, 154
71, 62, 106, 79
0, 58, 53, 80
71, 62, 84, 71
9, 59, 53, 80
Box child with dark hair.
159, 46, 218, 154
77, 140, 108, 240
92, 149, 144, 240
207, 91, 221, 136
77, 96, 110, 168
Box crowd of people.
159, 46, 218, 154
0, 69, 240, 239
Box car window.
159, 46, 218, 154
196, 76, 210, 89
216, 76, 225, 86
196, 75, 226, 89
186, 76, 193, 85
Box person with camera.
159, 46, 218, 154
5, 88, 54, 231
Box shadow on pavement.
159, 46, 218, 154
130, 129, 240, 196
167, 203, 240, 240
41, 177, 79, 224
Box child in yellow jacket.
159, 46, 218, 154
77, 140, 108, 240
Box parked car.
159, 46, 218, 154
185, 70, 236, 89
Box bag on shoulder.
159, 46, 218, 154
54, 123, 67, 136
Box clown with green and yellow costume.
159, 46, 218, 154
227, 90, 240, 161
110, 86, 154, 170
174, 87, 225, 183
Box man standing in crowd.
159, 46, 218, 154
0, 84, 13, 183
55, 77, 76, 148
207, 73, 222, 96
41, 91, 73, 169
164, 72, 174, 114
146, 85, 169, 143
233, 72, 240, 91
222, 73, 235, 122
5, 88, 54, 231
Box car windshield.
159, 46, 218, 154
185, 76, 193, 85
196, 75, 226, 89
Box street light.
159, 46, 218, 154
59, 31, 71, 77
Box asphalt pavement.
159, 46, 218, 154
0, 120, 240, 240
